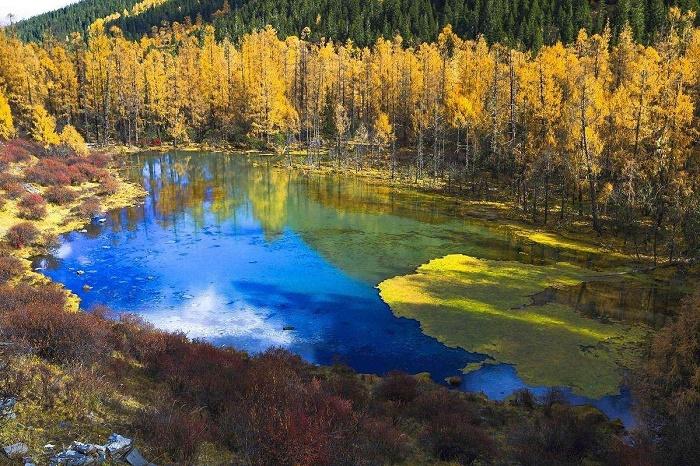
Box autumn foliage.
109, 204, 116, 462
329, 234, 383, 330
4, 222, 40, 248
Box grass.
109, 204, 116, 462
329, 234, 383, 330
378, 254, 649, 398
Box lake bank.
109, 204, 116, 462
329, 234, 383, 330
32, 150, 689, 427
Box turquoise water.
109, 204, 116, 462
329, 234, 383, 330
36, 151, 636, 424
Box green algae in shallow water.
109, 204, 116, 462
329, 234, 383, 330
377, 254, 649, 398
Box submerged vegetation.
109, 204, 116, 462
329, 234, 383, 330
378, 254, 648, 397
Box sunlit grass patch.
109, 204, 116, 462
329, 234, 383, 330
378, 254, 649, 398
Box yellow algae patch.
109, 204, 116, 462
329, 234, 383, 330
378, 254, 648, 398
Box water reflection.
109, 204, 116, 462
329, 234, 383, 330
35, 151, 687, 424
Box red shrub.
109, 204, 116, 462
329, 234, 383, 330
420, 416, 495, 464
0, 173, 21, 190
72, 162, 105, 182
4, 182, 26, 200
5, 222, 39, 248
0, 284, 115, 364
0, 139, 35, 163
375, 371, 418, 404
18, 193, 47, 220
25, 158, 72, 186
0, 256, 23, 283
77, 197, 102, 218
98, 174, 119, 195
44, 186, 79, 205
136, 405, 213, 463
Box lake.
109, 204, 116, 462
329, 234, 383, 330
36, 151, 675, 425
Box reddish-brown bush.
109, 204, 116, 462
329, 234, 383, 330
72, 161, 106, 182
5, 222, 39, 248
0, 256, 23, 283
375, 371, 418, 404
4, 182, 26, 199
0, 285, 115, 364
18, 193, 47, 220
135, 406, 213, 463
25, 158, 73, 186
421, 416, 495, 464
77, 197, 102, 218
98, 174, 119, 195
0, 139, 35, 163
44, 186, 79, 205
0, 172, 20, 190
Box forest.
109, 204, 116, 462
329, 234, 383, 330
2, 7, 699, 262
1, 1, 700, 464
13, 0, 700, 47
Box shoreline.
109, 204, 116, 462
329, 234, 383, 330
114, 142, 649, 264
0, 147, 147, 310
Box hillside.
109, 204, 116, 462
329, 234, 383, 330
13, 0, 700, 47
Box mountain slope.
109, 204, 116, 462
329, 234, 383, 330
12, 0, 143, 41
12, 0, 700, 47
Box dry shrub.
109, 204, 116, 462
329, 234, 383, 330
44, 186, 78, 205
4, 182, 26, 199
136, 405, 213, 464
18, 193, 47, 220
375, 371, 418, 404
0, 256, 23, 283
98, 174, 119, 195
0, 284, 114, 365
0, 172, 20, 190
0, 139, 35, 164
5, 222, 39, 248
25, 158, 74, 186
78, 196, 102, 218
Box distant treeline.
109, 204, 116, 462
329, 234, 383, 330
13, 0, 700, 47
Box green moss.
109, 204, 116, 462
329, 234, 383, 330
378, 254, 649, 398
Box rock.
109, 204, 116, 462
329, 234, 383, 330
282, 325, 295, 331
44, 444, 56, 451
97, 218, 107, 224
22, 183, 41, 195
0, 397, 16, 418
76, 270, 85, 276
3, 442, 29, 458
49, 449, 98, 466
23, 457, 37, 466
104, 433, 132, 459
70, 442, 101, 456
82, 285, 93, 291
446, 375, 462, 387
125, 448, 154, 466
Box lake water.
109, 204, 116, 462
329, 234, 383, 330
36, 151, 661, 425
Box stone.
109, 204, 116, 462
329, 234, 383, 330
76, 270, 85, 276
104, 433, 132, 459
3, 442, 29, 458
82, 285, 93, 291
283, 325, 295, 331
70, 442, 100, 455
0, 397, 16, 418
23, 457, 37, 466
125, 448, 154, 466
49, 449, 98, 465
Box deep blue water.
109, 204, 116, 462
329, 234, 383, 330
35, 151, 636, 425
